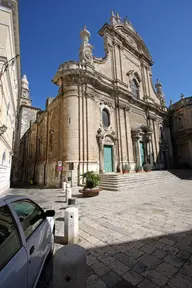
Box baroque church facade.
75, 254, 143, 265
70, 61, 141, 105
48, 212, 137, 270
14, 12, 173, 187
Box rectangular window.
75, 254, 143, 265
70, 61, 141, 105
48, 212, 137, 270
0, 205, 21, 271
12, 200, 44, 240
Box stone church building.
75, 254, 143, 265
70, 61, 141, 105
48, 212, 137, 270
14, 12, 173, 187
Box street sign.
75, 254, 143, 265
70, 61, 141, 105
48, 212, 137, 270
57, 166, 63, 172
58, 161, 62, 167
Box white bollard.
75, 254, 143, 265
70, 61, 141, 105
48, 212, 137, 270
65, 187, 72, 203
64, 207, 79, 244
66, 182, 71, 188
52, 244, 86, 288
62, 181, 67, 193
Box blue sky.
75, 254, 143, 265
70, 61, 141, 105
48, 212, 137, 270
20, 0, 192, 109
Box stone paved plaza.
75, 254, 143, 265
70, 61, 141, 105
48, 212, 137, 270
7, 179, 192, 288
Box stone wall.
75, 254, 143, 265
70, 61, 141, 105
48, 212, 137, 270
170, 97, 192, 168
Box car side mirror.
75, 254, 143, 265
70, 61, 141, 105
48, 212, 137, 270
45, 210, 55, 217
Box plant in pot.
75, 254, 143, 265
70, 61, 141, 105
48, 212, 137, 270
122, 164, 131, 174
80, 171, 100, 197
135, 165, 142, 173
143, 163, 152, 172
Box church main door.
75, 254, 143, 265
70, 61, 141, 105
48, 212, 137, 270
104, 145, 113, 172
140, 142, 145, 166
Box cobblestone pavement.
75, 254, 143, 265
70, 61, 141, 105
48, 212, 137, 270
7, 179, 192, 288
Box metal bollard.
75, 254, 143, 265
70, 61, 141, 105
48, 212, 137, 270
64, 207, 79, 244
52, 244, 86, 288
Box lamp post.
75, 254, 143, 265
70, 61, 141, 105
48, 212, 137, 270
0, 54, 19, 81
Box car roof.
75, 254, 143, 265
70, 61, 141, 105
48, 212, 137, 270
0, 195, 29, 206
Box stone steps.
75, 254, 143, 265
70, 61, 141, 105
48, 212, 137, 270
99, 171, 181, 191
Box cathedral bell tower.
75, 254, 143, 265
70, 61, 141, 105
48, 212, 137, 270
20, 74, 31, 106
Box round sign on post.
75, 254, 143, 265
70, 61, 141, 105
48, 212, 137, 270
58, 161, 62, 167
58, 166, 63, 172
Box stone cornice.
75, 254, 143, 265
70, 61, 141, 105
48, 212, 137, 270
53, 62, 166, 118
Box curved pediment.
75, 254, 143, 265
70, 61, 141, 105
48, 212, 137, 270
113, 23, 153, 63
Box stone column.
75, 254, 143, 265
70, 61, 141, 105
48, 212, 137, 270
134, 136, 142, 167
148, 139, 153, 165
112, 143, 117, 172
98, 139, 104, 173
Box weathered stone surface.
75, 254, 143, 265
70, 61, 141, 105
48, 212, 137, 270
144, 269, 169, 287
87, 274, 107, 288
114, 252, 137, 268
156, 262, 178, 279
132, 261, 148, 274
140, 244, 155, 254
109, 260, 130, 275
123, 269, 144, 286
91, 260, 111, 277
101, 270, 123, 287
168, 273, 192, 288
138, 279, 159, 288
138, 253, 162, 269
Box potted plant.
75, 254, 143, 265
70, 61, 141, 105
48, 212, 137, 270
79, 171, 100, 197
122, 164, 131, 174
135, 165, 142, 173
143, 163, 152, 172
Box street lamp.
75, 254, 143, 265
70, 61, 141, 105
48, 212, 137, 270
0, 54, 19, 80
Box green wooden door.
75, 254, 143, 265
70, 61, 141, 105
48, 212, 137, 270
140, 142, 145, 166
104, 145, 113, 172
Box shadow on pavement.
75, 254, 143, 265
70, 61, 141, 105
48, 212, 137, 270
79, 229, 192, 287
168, 169, 192, 180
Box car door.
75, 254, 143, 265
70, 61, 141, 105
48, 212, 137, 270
0, 203, 28, 288
11, 199, 52, 288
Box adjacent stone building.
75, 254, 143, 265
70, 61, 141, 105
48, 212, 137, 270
0, 0, 20, 193
11, 74, 40, 183
169, 94, 192, 168
16, 12, 173, 187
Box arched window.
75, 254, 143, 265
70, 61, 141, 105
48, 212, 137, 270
2, 151, 6, 165
131, 79, 139, 98
102, 108, 110, 127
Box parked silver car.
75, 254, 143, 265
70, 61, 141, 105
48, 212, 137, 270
0, 195, 55, 288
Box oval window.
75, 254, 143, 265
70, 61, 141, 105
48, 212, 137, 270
102, 108, 110, 127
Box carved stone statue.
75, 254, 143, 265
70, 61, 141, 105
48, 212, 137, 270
79, 26, 94, 64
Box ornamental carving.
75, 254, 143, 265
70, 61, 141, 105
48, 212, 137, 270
96, 127, 116, 148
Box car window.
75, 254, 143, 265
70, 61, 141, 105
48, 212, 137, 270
0, 205, 21, 271
12, 200, 45, 240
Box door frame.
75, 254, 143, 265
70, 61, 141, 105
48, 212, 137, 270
103, 144, 113, 173
140, 141, 145, 167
